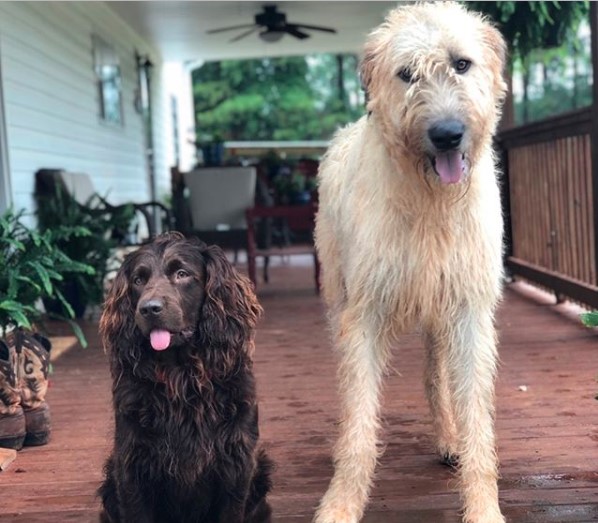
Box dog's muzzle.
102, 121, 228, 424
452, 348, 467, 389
137, 297, 173, 351
428, 120, 466, 184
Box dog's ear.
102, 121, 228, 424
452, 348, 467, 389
99, 257, 136, 357
360, 37, 385, 106
198, 245, 262, 354
359, 48, 376, 100
360, 29, 392, 112
482, 22, 508, 103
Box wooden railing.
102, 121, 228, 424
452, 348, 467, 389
499, 107, 598, 308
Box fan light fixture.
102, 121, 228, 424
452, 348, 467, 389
207, 5, 336, 43
259, 30, 284, 43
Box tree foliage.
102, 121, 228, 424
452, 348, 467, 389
513, 37, 592, 124
469, 1, 592, 125
192, 54, 364, 142
468, 1, 589, 61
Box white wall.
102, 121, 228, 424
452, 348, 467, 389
162, 61, 196, 174
0, 1, 176, 217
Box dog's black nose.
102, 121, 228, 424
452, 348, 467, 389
428, 120, 465, 151
139, 298, 164, 317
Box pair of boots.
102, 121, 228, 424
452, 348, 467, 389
0, 329, 51, 449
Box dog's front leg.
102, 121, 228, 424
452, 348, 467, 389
315, 312, 390, 523
447, 309, 504, 523
423, 330, 460, 465
217, 475, 250, 523
217, 503, 246, 523
116, 472, 154, 523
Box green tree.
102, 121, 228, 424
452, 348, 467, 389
469, 1, 591, 125
513, 36, 592, 124
192, 53, 365, 143
468, 1, 589, 61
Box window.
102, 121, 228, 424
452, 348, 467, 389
92, 35, 123, 125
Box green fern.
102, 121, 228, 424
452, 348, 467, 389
581, 311, 598, 328
0, 209, 95, 347
35, 183, 134, 309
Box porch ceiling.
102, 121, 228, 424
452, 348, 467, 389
107, 1, 399, 63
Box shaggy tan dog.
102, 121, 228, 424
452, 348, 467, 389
314, 3, 507, 523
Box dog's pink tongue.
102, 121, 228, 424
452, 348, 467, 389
150, 329, 171, 351
435, 151, 464, 184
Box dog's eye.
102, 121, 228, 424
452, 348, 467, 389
454, 59, 471, 74
176, 269, 189, 280
397, 68, 413, 83
133, 276, 144, 286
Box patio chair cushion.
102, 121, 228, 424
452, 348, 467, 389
54, 171, 95, 206
183, 166, 257, 231
180, 166, 257, 254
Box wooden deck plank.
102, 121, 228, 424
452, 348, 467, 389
0, 265, 597, 522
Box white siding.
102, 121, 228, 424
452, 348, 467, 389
0, 1, 174, 216
162, 62, 197, 173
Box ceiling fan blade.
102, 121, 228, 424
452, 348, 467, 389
285, 25, 310, 40
230, 26, 260, 42
207, 24, 255, 34
292, 24, 337, 34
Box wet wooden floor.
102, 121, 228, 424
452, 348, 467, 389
1, 261, 597, 522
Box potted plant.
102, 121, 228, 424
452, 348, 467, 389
194, 132, 225, 167
0, 209, 95, 344
273, 169, 312, 205
35, 183, 135, 318
0, 209, 95, 449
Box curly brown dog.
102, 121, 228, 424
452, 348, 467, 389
314, 3, 507, 523
98, 232, 271, 523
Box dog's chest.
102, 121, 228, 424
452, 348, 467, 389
360, 209, 501, 325
134, 371, 246, 438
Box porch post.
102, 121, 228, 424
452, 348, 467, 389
591, 2, 598, 284
0, 46, 11, 213
137, 52, 159, 234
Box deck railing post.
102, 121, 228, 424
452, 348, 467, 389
590, 2, 598, 285
499, 143, 513, 270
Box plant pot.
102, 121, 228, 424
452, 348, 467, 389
201, 143, 224, 167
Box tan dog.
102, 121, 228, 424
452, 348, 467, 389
314, 3, 507, 523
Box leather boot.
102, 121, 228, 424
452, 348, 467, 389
10, 330, 52, 446
0, 338, 26, 450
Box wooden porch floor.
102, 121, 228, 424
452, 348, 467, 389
1, 261, 597, 522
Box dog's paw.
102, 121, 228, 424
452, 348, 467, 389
314, 508, 359, 523
440, 452, 460, 468
463, 503, 505, 523
314, 498, 361, 523
463, 512, 505, 523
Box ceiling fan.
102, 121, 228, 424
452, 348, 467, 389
206, 5, 337, 43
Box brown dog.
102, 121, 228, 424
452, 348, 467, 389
99, 232, 271, 523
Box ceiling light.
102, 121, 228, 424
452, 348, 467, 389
259, 30, 284, 43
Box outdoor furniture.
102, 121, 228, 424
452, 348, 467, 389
246, 203, 320, 292
181, 166, 257, 256
34, 168, 172, 243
